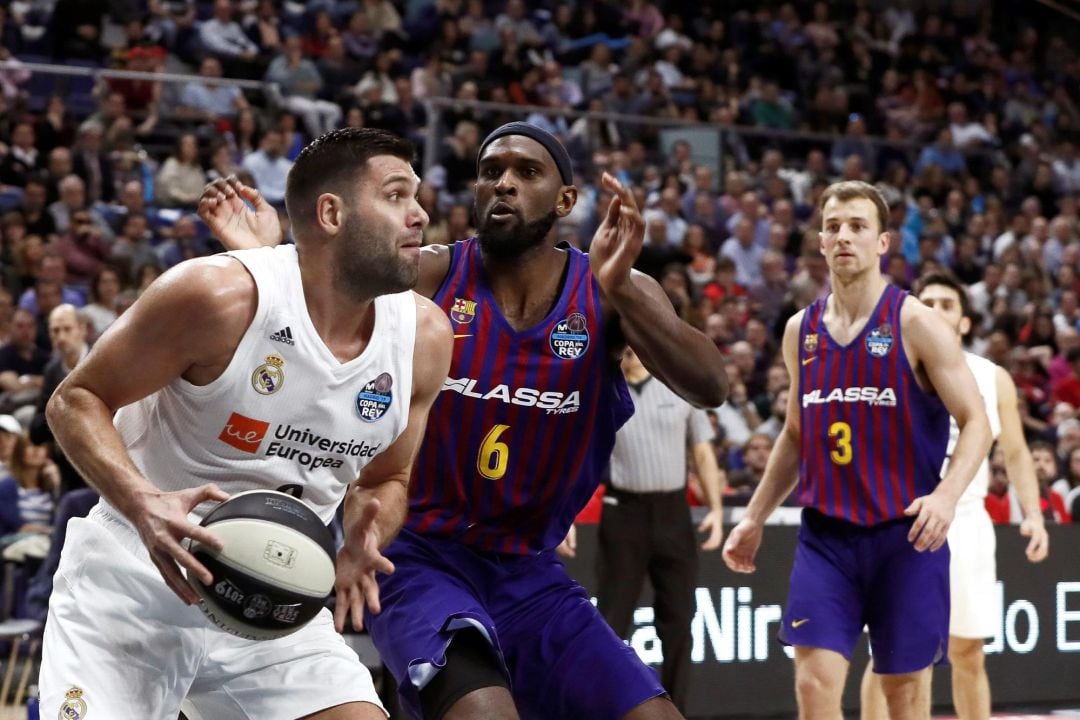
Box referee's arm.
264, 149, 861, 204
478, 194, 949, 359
692, 440, 725, 550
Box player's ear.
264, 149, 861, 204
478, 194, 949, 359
555, 185, 577, 218
959, 314, 972, 337
315, 193, 345, 235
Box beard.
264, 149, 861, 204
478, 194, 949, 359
333, 211, 419, 302
475, 206, 558, 261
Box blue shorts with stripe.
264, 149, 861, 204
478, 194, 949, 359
365, 528, 665, 719
779, 509, 949, 674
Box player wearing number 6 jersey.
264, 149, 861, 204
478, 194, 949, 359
722, 181, 992, 720
202, 122, 728, 720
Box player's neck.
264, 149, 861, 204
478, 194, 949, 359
828, 271, 887, 324
481, 244, 568, 329
297, 247, 377, 362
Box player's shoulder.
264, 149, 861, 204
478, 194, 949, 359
898, 293, 946, 337
782, 309, 807, 341
416, 242, 454, 298
412, 290, 453, 340
150, 255, 256, 312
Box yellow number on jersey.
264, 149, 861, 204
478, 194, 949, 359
478, 424, 511, 480
829, 421, 853, 466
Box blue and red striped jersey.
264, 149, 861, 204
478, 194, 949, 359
406, 237, 634, 554
796, 284, 949, 525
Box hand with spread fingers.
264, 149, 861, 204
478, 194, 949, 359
131, 483, 230, 604
589, 172, 645, 298
198, 175, 283, 251
334, 498, 395, 633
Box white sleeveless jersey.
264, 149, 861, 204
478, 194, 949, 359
942, 352, 1001, 508
110, 245, 416, 524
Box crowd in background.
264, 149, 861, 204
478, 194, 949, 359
0, 0, 1078, 615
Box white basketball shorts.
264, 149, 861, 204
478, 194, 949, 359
39, 504, 386, 719
947, 502, 999, 639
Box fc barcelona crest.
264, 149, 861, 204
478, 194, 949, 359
451, 297, 477, 324
803, 333, 818, 354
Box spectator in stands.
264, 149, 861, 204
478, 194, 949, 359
0, 309, 47, 418
200, 0, 261, 78
1030, 441, 1071, 523
154, 134, 206, 209
19, 177, 55, 239
727, 433, 774, 501
0, 432, 58, 538
54, 209, 110, 288
241, 129, 292, 207
34, 95, 77, 156
19, 253, 84, 313
71, 123, 113, 205
82, 267, 121, 340
265, 35, 342, 140
155, 214, 208, 268
48, 0, 106, 61
0, 121, 40, 188
0, 415, 20, 476
178, 57, 249, 123
47, 175, 111, 241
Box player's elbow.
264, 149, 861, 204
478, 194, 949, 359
693, 367, 730, 409
45, 380, 74, 441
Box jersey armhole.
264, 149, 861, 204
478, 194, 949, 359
430, 243, 457, 300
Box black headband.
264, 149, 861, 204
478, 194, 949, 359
477, 122, 573, 185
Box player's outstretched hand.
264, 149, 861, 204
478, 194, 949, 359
556, 523, 577, 558
197, 175, 282, 251
698, 509, 724, 551
904, 491, 955, 552
722, 518, 762, 573
589, 172, 644, 297
1020, 515, 1049, 563
335, 497, 395, 633
132, 483, 229, 605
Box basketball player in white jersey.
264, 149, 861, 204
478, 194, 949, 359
860, 273, 1049, 720
39, 128, 453, 719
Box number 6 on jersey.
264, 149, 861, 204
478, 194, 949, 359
478, 424, 511, 480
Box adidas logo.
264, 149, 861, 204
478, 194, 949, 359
269, 327, 294, 346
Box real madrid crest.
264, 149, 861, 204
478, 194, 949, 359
450, 297, 477, 324
59, 686, 87, 719
803, 333, 818, 354
866, 324, 894, 358
356, 372, 393, 422
549, 312, 589, 359
251, 354, 285, 395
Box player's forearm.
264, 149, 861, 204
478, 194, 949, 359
1004, 448, 1044, 521
744, 430, 800, 524
612, 283, 728, 408
938, 415, 993, 501
345, 478, 408, 550
693, 445, 725, 513
45, 383, 156, 519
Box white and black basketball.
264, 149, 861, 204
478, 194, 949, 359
187, 489, 337, 641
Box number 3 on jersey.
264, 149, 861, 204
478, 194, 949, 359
829, 421, 853, 465
478, 424, 511, 480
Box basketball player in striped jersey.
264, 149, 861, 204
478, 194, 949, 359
722, 181, 992, 720
40, 129, 453, 719
860, 273, 1049, 720
202, 122, 728, 720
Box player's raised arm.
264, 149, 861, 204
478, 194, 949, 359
45, 257, 252, 602
591, 173, 727, 408
900, 299, 992, 552
994, 365, 1049, 562
335, 294, 453, 632
723, 311, 803, 573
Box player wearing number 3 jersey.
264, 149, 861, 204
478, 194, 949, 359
722, 181, 992, 720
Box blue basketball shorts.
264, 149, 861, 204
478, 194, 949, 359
778, 509, 950, 674
365, 528, 666, 719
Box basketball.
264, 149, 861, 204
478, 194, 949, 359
187, 490, 337, 641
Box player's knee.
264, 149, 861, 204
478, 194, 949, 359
947, 637, 985, 672
794, 662, 843, 703
420, 630, 515, 720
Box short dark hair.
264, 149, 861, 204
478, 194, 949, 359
284, 128, 415, 230
1067, 347, 1080, 364
917, 272, 971, 320
819, 180, 889, 235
